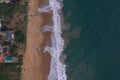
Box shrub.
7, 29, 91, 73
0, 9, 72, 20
0, 74, 10, 80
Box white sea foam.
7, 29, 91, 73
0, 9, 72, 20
39, 0, 67, 80
41, 25, 53, 32
38, 6, 52, 12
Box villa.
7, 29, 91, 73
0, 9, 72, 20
0, 45, 18, 63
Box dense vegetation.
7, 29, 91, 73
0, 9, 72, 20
0, 55, 23, 80
0, 0, 20, 16
0, 75, 10, 80
14, 30, 25, 43
0, 0, 28, 80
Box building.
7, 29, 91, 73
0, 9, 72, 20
0, 0, 10, 3
5, 31, 12, 41
0, 45, 2, 53
12, 33, 14, 40
0, 53, 4, 62
0, 20, 2, 28
3, 46, 11, 56
0, 21, 1, 28
3, 47, 8, 53
0, 45, 18, 63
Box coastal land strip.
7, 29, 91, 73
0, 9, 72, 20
22, 0, 51, 80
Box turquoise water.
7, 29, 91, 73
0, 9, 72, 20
62, 0, 120, 80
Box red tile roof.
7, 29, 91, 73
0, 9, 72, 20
0, 53, 4, 62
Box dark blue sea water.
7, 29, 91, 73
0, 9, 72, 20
62, 0, 120, 80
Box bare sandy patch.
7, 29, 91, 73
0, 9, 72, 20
22, 0, 51, 80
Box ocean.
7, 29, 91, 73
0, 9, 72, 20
62, 0, 120, 80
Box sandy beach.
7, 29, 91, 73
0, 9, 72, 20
22, 0, 51, 80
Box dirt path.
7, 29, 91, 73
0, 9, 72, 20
21, 0, 51, 80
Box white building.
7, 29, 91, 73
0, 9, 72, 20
0, 21, 2, 28
12, 33, 14, 40
0, 0, 10, 3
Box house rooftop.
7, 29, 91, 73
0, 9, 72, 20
5, 31, 12, 41
0, 0, 10, 3
2, 46, 11, 55
3, 47, 8, 53
0, 21, 2, 28
0, 53, 4, 62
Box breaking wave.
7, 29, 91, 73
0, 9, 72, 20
39, 0, 67, 80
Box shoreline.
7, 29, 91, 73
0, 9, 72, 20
40, 0, 67, 79
21, 0, 67, 80
21, 0, 51, 80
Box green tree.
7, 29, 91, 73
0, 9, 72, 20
0, 75, 10, 80
14, 30, 25, 43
